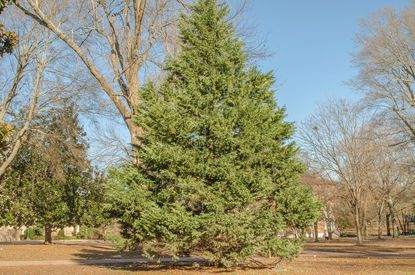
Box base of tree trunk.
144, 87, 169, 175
44, 225, 53, 245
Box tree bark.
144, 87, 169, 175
386, 213, 391, 236
44, 225, 52, 244
13, 227, 20, 241
313, 221, 319, 242
387, 197, 397, 238
354, 204, 363, 245
326, 217, 333, 240
377, 211, 382, 239
128, 121, 142, 163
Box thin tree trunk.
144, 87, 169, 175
361, 207, 367, 240
13, 227, 20, 241
355, 204, 363, 245
387, 197, 396, 238
377, 201, 384, 239
386, 213, 391, 236
44, 225, 52, 244
327, 218, 333, 240
314, 222, 319, 242
377, 211, 382, 239
362, 220, 368, 239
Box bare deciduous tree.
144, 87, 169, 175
367, 125, 415, 238
299, 100, 374, 244
0, 13, 55, 178
12, 0, 187, 162
353, 1, 415, 144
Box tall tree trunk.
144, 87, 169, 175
44, 225, 52, 244
13, 227, 20, 241
377, 211, 382, 239
354, 204, 363, 245
313, 221, 319, 242
128, 121, 142, 163
361, 206, 367, 240
377, 201, 384, 239
387, 196, 396, 238
362, 223, 367, 239
386, 213, 391, 236
327, 221, 333, 240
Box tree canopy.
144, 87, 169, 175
0, 104, 105, 243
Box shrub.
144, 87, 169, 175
24, 227, 43, 240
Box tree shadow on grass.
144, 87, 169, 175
72, 248, 278, 273
302, 238, 415, 259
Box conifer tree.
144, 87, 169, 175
108, 0, 320, 266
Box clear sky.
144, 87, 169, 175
245, 0, 409, 124
87, 0, 411, 167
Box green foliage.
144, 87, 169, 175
107, 0, 320, 267
24, 227, 43, 240
0, 120, 14, 150
57, 229, 65, 239
275, 184, 322, 229
77, 226, 101, 239
105, 232, 126, 252
0, 0, 15, 13
0, 104, 106, 235
0, 0, 17, 56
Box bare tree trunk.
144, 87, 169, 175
128, 121, 142, 163
13, 227, 20, 241
386, 213, 391, 236
377, 211, 382, 239
376, 201, 384, 239
396, 215, 404, 234
44, 225, 52, 244
355, 204, 363, 245
387, 196, 397, 237
313, 221, 319, 242
362, 224, 367, 240
327, 219, 333, 240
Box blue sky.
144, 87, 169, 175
245, 0, 408, 124
87, 0, 410, 167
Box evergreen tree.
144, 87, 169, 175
108, 0, 320, 266
0, 104, 105, 243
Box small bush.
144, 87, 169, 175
105, 232, 126, 252
77, 226, 100, 239
24, 227, 43, 240
57, 229, 65, 239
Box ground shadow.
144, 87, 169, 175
302, 237, 415, 259
72, 246, 281, 273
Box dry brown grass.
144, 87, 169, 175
0, 237, 414, 274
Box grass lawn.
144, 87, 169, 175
0, 237, 414, 274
